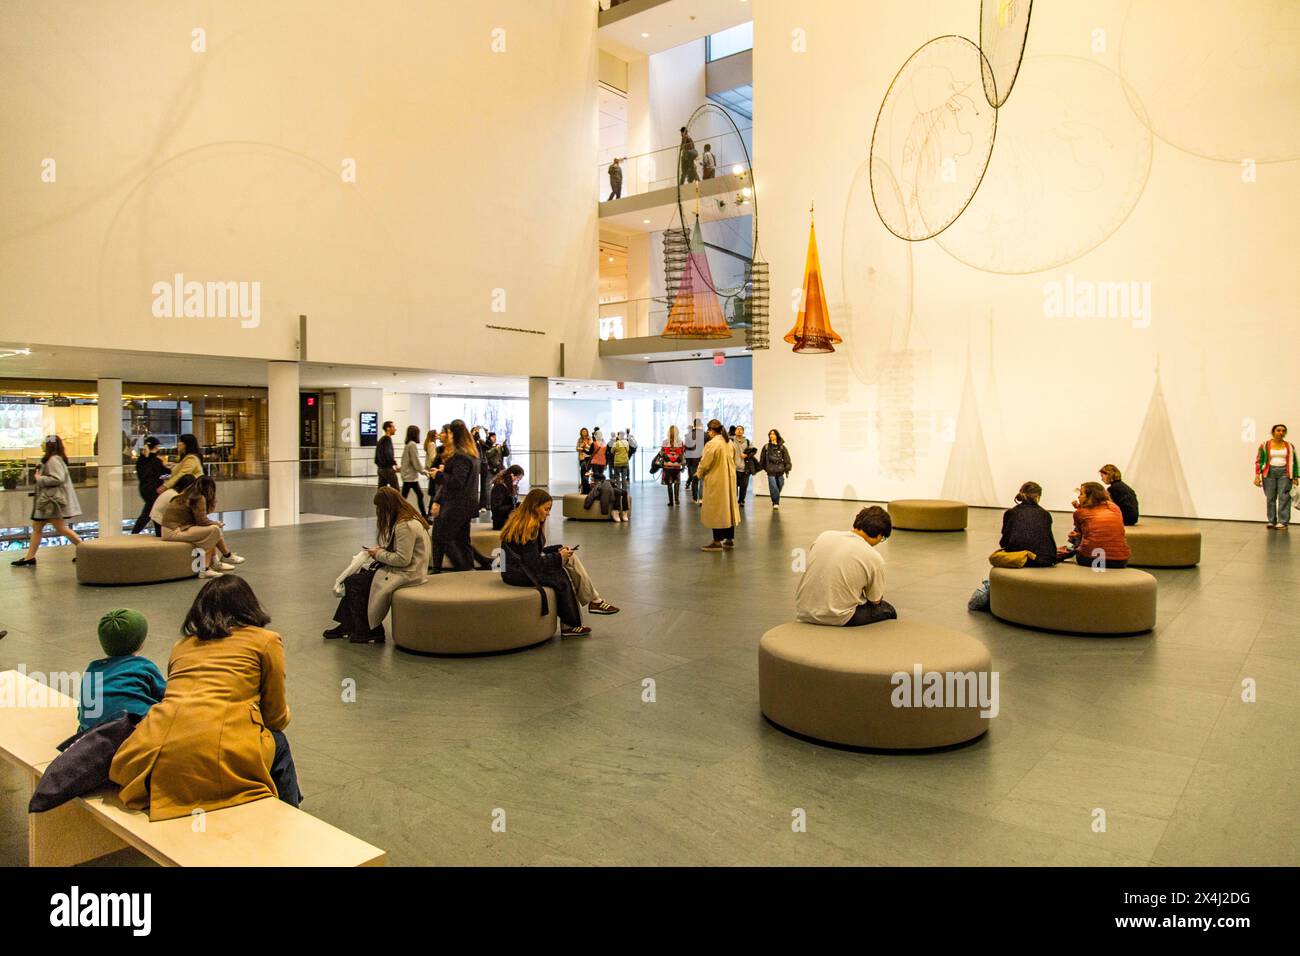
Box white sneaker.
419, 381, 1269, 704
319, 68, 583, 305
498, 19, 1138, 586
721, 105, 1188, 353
773, 504, 780, 511
198, 568, 224, 579
223, 554, 246, 565
213, 561, 236, 572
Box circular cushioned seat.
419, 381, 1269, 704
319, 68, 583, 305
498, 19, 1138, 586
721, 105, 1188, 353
562, 492, 632, 521
438, 527, 505, 569
758, 620, 994, 749
1125, 525, 1201, 568
989, 562, 1157, 635
391, 570, 557, 654
76, 536, 196, 585
887, 499, 968, 531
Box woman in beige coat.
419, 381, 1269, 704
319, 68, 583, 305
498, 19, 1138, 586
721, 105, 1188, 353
160, 433, 204, 491
110, 576, 301, 821
696, 418, 741, 552
324, 487, 430, 644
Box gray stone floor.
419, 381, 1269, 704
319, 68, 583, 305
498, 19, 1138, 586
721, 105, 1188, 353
2, 484, 1297, 866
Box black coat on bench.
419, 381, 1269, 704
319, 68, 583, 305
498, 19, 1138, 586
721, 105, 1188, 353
500, 530, 580, 627
999, 500, 1058, 567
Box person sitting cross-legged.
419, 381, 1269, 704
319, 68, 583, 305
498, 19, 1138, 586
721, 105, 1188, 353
795, 505, 896, 628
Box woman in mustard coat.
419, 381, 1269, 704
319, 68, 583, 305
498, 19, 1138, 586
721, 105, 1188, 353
110, 577, 302, 821
696, 418, 741, 552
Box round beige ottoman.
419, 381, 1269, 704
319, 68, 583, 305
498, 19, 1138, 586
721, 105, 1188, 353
1125, 525, 1201, 568
438, 527, 504, 569
391, 571, 557, 654
76, 536, 197, 585
887, 499, 968, 531
562, 492, 632, 520
758, 620, 994, 749
989, 562, 1157, 634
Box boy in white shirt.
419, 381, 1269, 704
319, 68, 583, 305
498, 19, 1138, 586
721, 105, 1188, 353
795, 505, 896, 627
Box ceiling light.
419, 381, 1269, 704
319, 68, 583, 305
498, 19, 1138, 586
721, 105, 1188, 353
641, 32, 650, 38
607, 256, 614, 262
732, 165, 744, 175
643, 218, 651, 224
741, 187, 752, 197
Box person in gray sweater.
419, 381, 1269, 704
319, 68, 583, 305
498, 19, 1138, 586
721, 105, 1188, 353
398, 425, 426, 515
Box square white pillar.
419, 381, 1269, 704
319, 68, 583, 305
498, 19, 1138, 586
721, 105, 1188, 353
528, 376, 550, 490
96, 378, 123, 537
267, 361, 300, 526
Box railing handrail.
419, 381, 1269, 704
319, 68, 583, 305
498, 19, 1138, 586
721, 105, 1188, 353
600, 125, 753, 171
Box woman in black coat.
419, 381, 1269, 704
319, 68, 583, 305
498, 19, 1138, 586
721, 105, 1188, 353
489, 465, 524, 530
429, 420, 484, 572
999, 481, 1057, 567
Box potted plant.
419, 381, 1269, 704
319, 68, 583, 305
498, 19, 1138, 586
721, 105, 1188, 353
1, 460, 22, 491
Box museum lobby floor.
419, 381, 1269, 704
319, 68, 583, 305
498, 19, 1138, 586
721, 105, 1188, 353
2, 487, 1296, 866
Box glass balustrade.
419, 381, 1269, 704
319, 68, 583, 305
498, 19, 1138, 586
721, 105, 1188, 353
599, 127, 753, 202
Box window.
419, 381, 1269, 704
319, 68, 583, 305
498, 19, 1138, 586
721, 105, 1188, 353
707, 22, 753, 62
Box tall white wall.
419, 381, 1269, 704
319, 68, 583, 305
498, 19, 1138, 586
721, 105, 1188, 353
752, 0, 1300, 520
0, 0, 601, 380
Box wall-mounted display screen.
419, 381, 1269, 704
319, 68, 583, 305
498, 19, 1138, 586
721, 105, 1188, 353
359, 411, 379, 447
0, 404, 44, 450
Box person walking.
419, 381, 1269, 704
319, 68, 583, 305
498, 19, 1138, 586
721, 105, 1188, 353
730, 425, 756, 508
696, 419, 740, 552
423, 426, 442, 515
701, 143, 716, 179
161, 433, 204, 491
660, 425, 685, 507
758, 429, 792, 510
12, 434, 83, 566
374, 421, 398, 490
132, 436, 169, 534
684, 418, 706, 504
399, 425, 426, 515
429, 421, 487, 571
607, 157, 624, 200
1255, 424, 1298, 530
678, 127, 699, 185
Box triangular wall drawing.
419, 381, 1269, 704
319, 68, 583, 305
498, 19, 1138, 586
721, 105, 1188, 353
1126, 365, 1197, 517
941, 351, 999, 506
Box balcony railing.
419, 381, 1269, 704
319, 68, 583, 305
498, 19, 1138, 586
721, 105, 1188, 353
600, 127, 753, 203
598, 295, 753, 340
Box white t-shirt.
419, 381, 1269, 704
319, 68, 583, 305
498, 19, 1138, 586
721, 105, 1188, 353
149, 488, 179, 525
795, 530, 886, 626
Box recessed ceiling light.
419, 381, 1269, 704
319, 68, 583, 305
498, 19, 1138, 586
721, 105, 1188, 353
643, 219, 651, 224
641, 32, 650, 38
607, 256, 614, 262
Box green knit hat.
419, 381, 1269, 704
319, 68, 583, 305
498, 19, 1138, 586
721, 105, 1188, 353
97, 609, 149, 657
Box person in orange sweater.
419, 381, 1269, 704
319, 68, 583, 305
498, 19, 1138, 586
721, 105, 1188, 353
1060, 482, 1131, 568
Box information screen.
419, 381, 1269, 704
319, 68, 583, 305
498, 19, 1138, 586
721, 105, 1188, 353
0, 404, 43, 451
359, 411, 379, 448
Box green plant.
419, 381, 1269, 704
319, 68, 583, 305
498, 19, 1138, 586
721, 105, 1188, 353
1, 460, 23, 488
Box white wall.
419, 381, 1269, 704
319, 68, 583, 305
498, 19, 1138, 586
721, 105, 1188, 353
0, 0, 601, 381
752, 0, 1300, 520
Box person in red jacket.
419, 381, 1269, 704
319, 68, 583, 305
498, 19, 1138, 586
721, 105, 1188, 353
1060, 482, 1131, 568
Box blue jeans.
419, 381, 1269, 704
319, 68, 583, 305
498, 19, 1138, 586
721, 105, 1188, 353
270, 730, 303, 807
767, 473, 785, 504
1263, 465, 1294, 525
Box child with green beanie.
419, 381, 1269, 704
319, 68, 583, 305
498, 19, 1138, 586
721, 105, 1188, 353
78, 609, 167, 731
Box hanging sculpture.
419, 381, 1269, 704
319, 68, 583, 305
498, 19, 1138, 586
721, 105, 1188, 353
662, 216, 732, 340
784, 206, 842, 353
745, 258, 770, 350
661, 225, 690, 306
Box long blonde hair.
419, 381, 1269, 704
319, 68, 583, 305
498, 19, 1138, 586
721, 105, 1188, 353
501, 488, 551, 545
667, 425, 680, 447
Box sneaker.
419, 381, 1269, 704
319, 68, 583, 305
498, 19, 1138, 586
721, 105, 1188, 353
701, 542, 724, 552
589, 600, 620, 615
721, 539, 735, 549
198, 568, 224, 579
222, 554, 246, 565
561, 625, 592, 637
1267, 523, 1278, 529
772, 504, 780, 511
213, 561, 236, 572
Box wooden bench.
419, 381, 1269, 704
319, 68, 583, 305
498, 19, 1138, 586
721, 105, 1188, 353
0, 670, 385, 867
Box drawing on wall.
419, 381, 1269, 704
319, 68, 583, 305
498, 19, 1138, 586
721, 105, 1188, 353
1126, 363, 1197, 518
940, 347, 999, 506
1119, 0, 1300, 164
875, 349, 931, 481
935, 56, 1154, 274
784, 208, 842, 353
869, 35, 998, 242
980, 0, 1033, 108
662, 216, 732, 340
842, 158, 913, 386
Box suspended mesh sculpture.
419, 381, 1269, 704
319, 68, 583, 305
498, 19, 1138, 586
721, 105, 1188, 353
745, 259, 770, 350
784, 208, 842, 353
662, 216, 732, 340
662, 225, 690, 306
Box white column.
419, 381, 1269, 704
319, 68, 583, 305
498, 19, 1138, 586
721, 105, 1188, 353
687, 385, 704, 430
96, 378, 123, 537
528, 376, 550, 490
267, 361, 300, 526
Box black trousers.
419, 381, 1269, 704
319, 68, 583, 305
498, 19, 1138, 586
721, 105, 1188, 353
270, 730, 304, 807
665, 478, 680, 505
401, 481, 426, 514
686, 459, 702, 500
131, 492, 158, 534
844, 600, 898, 627
332, 568, 378, 635
431, 517, 479, 571
736, 470, 750, 503
377, 467, 398, 490
712, 525, 735, 543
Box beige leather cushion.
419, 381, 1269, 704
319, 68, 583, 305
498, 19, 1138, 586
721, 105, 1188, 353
1125, 525, 1201, 568
990, 562, 1157, 634
758, 620, 993, 749
562, 492, 632, 520
392, 570, 557, 654
76, 536, 196, 585
888, 499, 968, 531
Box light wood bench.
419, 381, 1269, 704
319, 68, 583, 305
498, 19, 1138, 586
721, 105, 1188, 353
0, 670, 385, 867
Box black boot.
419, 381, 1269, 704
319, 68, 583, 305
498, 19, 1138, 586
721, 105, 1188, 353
323, 624, 350, 639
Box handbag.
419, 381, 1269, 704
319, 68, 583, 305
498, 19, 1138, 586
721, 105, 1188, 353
650, 452, 664, 475
333, 549, 373, 596
31, 483, 66, 520
989, 549, 1035, 568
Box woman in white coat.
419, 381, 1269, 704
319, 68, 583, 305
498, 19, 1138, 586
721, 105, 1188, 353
324, 487, 430, 644
696, 419, 741, 552
13, 435, 83, 566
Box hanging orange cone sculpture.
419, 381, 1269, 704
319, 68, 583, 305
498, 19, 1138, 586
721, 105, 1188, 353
662, 217, 732, 340
784, 209, 842, 354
